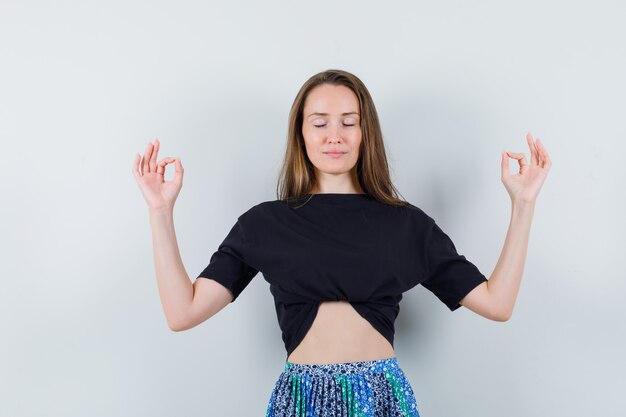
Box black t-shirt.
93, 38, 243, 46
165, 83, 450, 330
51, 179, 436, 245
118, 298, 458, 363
196, 193, 488, 359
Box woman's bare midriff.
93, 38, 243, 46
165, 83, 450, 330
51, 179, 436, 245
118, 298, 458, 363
286, 300, 396, 365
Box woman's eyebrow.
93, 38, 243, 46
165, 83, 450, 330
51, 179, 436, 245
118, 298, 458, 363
306, 112, 360, 118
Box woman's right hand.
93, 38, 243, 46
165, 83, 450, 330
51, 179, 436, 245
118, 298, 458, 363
132, 138, 184, 212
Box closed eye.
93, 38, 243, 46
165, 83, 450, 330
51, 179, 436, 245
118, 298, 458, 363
314, 124, 356, 128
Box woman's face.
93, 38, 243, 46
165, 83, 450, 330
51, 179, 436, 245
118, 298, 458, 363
301, 83, 362, 181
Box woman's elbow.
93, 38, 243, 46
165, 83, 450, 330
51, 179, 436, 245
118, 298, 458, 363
491, 307, 512, 322
167, 314, 196, 332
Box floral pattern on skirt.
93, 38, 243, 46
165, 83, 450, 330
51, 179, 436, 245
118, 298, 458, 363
265, 357, 420, 417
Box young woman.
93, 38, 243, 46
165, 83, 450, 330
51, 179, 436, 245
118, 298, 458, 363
132, 69, 552, 417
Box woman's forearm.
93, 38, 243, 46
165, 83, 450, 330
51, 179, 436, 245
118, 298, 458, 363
487, 200, 535, 320
149, 207, 193, 330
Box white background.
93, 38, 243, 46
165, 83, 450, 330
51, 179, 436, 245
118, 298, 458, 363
1, 1, 624, 416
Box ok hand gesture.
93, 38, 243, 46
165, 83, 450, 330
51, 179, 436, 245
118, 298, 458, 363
132, 139, 184, 212
501, 133, 552, 204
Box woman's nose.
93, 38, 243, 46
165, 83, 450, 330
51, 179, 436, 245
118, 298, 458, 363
327, 123, 342, 141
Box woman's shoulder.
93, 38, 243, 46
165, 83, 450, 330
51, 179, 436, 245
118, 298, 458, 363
236, 199, 286, 221
387, 200, 436, 231
401, 201, 431, 218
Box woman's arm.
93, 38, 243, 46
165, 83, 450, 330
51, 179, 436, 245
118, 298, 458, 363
149, 207, 195, 330
460, 200, 535, 321
133, 139, 231, 330
149, 207, 234, 331
460, 133, 551, 321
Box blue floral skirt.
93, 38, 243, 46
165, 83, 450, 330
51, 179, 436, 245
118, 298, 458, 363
265, 356, 421, 417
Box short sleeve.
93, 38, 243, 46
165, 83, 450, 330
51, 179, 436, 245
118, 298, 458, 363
196, 217, 259, 303
420, 219, 488, 311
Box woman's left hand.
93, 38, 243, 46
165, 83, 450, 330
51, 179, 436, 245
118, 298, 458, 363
501, 132, 552, 204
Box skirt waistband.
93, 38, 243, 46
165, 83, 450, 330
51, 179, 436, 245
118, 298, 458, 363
283, 356, 401, 377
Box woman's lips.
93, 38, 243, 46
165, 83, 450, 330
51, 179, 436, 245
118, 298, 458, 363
324, 152, 346, 158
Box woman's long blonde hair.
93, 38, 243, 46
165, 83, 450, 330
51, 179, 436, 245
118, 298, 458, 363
276, 69, 409, 207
